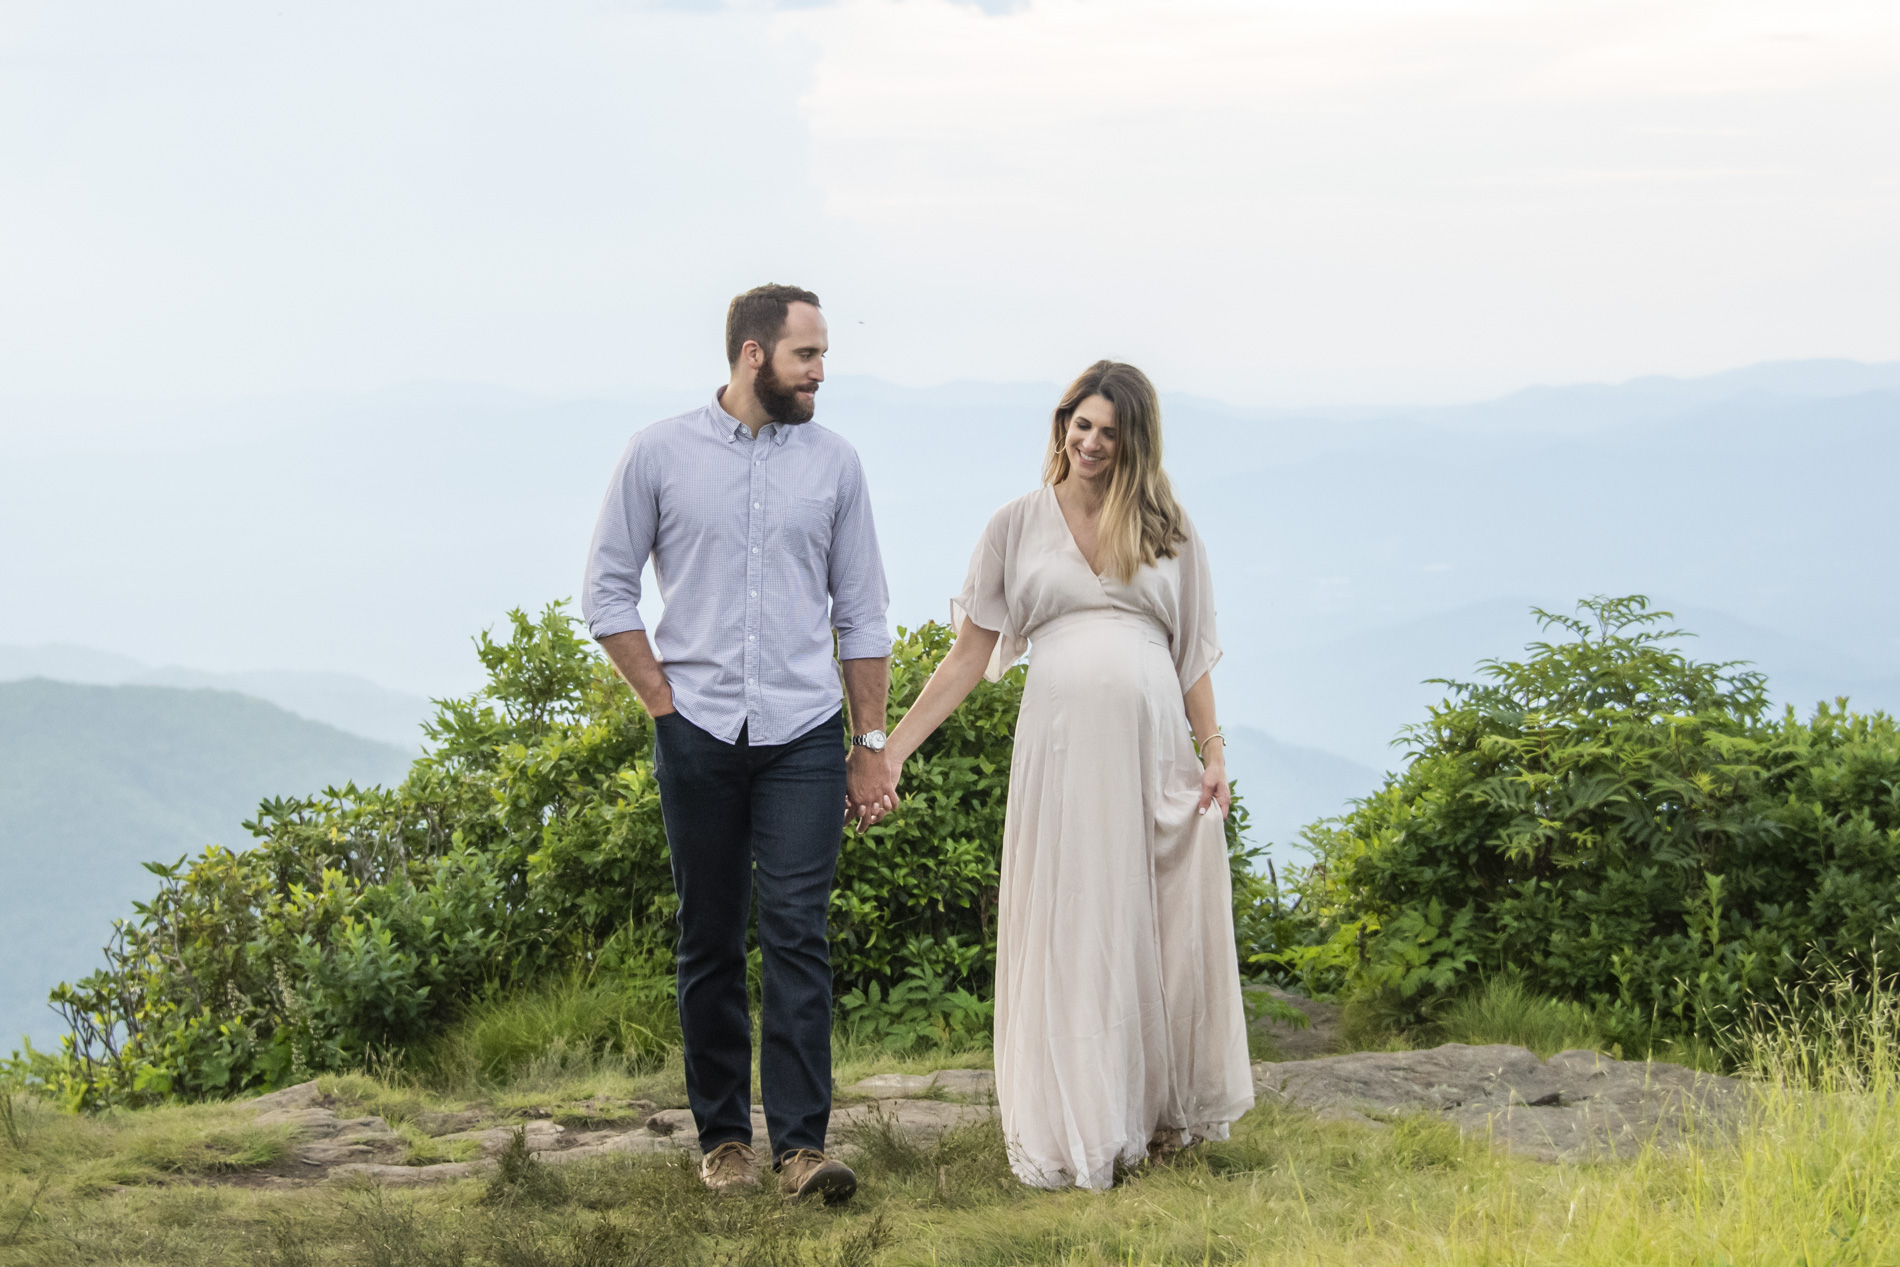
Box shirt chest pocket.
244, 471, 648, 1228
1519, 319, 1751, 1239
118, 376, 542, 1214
779, 493, 837, 553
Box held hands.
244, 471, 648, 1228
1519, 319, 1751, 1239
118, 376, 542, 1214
846, 746, 899, 830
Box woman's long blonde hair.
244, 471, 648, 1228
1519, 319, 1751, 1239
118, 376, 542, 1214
1042, 360, 1187, 584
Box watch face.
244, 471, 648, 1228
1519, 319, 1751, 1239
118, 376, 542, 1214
856, 729, 888, 751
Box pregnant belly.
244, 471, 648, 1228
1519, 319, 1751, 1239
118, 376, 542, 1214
1022, 612, 1175, 718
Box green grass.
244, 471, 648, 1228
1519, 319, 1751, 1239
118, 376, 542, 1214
410, 973, 681, 1090
1334, 976, 1729, 1071
1427, 976, 1611, 1057
8, 982, 1900, 1263
8, 1055, 1900, 1265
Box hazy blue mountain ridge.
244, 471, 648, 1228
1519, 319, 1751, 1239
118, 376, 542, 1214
1221, 727, 1378, 867
0, 680, 413, 1049
0, 646, 434, 750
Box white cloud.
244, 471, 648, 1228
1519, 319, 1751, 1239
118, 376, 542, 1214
0, 0, 1894, 405
785, 0, 1900, 400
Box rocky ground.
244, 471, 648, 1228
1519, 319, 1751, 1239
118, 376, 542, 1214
237, 1069, 999, 1189
234, 1035, 1743, 1187
1251, 1044, 1743, 1163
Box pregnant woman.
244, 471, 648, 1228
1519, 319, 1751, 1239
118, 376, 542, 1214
882, 360, 1254, 1189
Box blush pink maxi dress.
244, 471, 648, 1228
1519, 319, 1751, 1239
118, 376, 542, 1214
953, 486, 1255, 1190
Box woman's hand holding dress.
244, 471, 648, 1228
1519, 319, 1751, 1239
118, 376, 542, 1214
1196, 745, 1230, 820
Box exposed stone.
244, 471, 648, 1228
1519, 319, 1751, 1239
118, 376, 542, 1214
831, 1098, 992, 1146
844, 1068, 996, 1101
414, 1109, 486, 1136
434, 1119, 567, 1156
848, 1073, 937, 1098
541, 1130, 685, 1163
643, 1106, 769, 1143
253, 1107, 345, 1134
642, 1108, 692, 1136
331, 1116, 400, 1142
240, 1080, 324, 1114
331, 1161, 486, 1186
557, 1097, 660, 1127
298, 1140, 382, 1166
282, 1113, 402, 1166
1251, 1043, 1745, 1163
929, 1069, 996, 1101
246, 1049, 1750, 1190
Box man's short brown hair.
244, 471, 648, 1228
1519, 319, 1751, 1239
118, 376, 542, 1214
725, 284, 821, 367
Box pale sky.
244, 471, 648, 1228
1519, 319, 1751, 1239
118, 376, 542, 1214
3, 0, 1897, 406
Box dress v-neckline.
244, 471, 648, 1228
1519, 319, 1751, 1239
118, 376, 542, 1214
1046, 485, 1109, 584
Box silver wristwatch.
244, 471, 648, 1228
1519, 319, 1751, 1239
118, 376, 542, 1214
851, 729, 888, 752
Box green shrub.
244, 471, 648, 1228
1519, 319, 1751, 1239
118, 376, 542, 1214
1281, 596, 1900, 1050
828, 620, 1023, 1041
13, 604, 1262, 1105
19, 606, 661, 1108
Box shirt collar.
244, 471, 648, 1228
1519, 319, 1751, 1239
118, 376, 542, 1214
711, 387, 790, 446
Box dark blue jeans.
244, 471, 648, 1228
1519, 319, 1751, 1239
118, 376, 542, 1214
651, 707, 846, 1161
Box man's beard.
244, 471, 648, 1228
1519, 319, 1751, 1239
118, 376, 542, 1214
755, 358, 816, 424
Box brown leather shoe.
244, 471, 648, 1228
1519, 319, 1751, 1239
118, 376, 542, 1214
777, 1149, 858, 1203
699, 1141, 760, 1191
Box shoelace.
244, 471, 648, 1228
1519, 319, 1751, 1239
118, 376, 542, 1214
779, 1148, 830, 1170
704, 1142, 753, 1170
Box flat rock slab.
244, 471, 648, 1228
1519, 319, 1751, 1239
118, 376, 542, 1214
1251, 1043, 1745, 1163
243, 1080, 325, 1114
845, 1069, 995, 1101
325, 1095, 994, 1188
644, 1106, 769, 1144
241, 1093, 406, 1167
832, 1099, 992, 1145
435, 1119, 567, 1156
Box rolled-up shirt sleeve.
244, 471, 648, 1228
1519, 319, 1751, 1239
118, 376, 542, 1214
582, 435, 656, 640
827, 451, 892, 661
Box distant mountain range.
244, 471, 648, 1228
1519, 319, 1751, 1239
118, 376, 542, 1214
1222, 728, 1377, 866
0, 646, 434, 750
0, 680, 413, 1049
3, 358, 1896, 1043
6, 359, 1896, 718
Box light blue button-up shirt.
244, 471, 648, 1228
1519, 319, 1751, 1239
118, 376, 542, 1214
582, 391, 891, 746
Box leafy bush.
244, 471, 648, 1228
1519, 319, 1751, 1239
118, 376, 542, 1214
14, 605, 1263, 1104
1282, 596, 1900, 1049
19, 607, 662, 1108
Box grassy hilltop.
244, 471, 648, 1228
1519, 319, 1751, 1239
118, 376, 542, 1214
6, 596, 1900, 1262
4, 993, 1900, 1264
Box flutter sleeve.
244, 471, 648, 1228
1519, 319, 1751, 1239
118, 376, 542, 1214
951, 503, 1028, 683
1172, 515, 1223, 693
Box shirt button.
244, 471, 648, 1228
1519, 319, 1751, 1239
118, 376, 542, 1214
752, 546, 759, 553
752, 502, 761, 510
748, 634, 756, 641
750, 590, 757, 597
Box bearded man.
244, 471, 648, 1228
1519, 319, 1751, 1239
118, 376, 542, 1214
582, 284, 897, 1201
